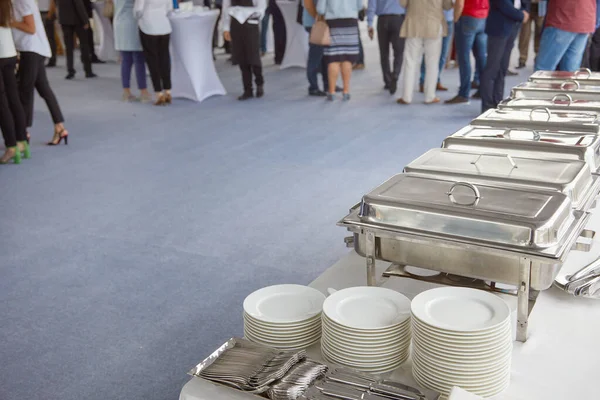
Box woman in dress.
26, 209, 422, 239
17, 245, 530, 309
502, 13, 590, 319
134, 0, 172, 105
316, 0, 363, 101
0, 0, 28, 163
397, 0, 453, 105
12, 0, 70, 146
113, 0, 151, 102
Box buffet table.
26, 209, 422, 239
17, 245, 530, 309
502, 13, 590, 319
92, 1, 118, 62
276, 0, 308, 69
180, 206, 600, 400
169, 8, 226, 102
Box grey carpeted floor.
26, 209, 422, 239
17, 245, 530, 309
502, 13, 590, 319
0, 32, 528, 400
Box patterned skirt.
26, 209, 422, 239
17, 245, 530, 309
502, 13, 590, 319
323, 18, 360, 63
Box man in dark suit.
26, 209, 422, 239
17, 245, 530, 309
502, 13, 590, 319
480, 0, 529, 112
82, 0, 104, 63
57, 0, 97, 79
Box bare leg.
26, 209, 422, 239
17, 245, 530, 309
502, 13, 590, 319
341, 61, 352, 94
328, 62, 341, 94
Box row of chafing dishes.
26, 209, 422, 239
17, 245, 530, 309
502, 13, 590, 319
338, 69, 600, 343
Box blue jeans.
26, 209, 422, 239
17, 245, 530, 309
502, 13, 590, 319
420, 20, 454, 85
121, 51, 147, 90
455, 16, 487, 98
534, 26, 590, 72
305, 27, 329, 92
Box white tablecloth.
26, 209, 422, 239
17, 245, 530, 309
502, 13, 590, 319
180, 209, 600, 400
92, 1, 118, 61
169, 8, 226, 102
276, 0, 308, 69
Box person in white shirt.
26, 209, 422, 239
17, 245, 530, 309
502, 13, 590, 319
134, 0, 172, 105
0, 0, 28, 164
222, 0, 266, 100
12, 0, 69, 146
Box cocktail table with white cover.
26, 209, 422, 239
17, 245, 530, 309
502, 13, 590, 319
169, 8, 226, 102
276, 0, 308, 69
92, 1, 118, 61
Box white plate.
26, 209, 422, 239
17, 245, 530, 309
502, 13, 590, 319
412, 353, 511, 379
413, 367, 510, 397
412, 364, 511, 389
411, 288, 510, 333
411, 314, 511, 340
412, 346, 512, 371
412, 332, 511, 357
322, 346, 409, 368
322, 318, 410, 341
323, 287, 411, 330
244, 331, 320, 349
243, 311, 322, 329
244, 317, 321, 336
322, 329, 411, 351
243, 324, 321, 343
323, 312, 410, 334
323, 352, 408, 374
243, 284, 325, 323
322, 334, 410, 355
412, 330, 511, 353
322, 341, 408, 363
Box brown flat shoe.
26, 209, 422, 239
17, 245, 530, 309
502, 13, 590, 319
419, 84, 424, 93
436, 83, 448, 91
396, 98, 410, 105
425, 97, 441, 105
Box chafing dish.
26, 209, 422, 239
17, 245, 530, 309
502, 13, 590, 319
339, 174, 593, 342
471, 108, 600, 134
442, 125, 600, 173
404, 148, 599, 211
529, 68, 600, 85
511, 81, 600, 100
498, 94, 600, 114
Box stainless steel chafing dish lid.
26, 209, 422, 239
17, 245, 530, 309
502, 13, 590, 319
529, 69, 600, 85
404, 148, 594, 210
442, 125, 600, 173
357, 173, 574, 250
511, 81, 600, 100
498, 94, 600, 113
471, 108, 600, 134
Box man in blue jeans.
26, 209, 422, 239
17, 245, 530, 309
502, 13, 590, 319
445, 0, 489, 105
420, 7, 454, 93
480, 0, 529, 112
303, 0, 328, 96
535, 0, 597, 72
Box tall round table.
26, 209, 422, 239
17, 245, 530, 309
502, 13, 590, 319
169, 8, 226, 102
92, 1, 118, 61
276, 0, 308, 69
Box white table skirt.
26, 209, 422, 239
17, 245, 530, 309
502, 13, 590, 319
92, 2, 118, 61
169, 8, 226, 102
180, 208, 600, 400
276, 0, 308, 69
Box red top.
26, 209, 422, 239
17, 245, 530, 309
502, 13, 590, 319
546, 0, 597, 34
462, 0, 489, 19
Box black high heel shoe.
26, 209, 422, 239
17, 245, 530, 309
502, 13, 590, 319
47, 130, 68, 146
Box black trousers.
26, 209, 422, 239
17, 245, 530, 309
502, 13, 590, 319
0, 57, 27, 148
377, 14, 405, 86
139, 30, 171, 92
85, 14, 99, 61
587, 27, 600, 72
480, 24, 520, 112
62, 24, 93, 75
18, 52, 65, 128
231, 19, 264, 94
269, 0, 286, 64
41, 12, 57, 64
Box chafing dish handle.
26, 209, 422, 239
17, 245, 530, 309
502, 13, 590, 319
530, 107, 552, 122
471, 153, 518, 169
552, 93, 573, 105
504, 129, 541, 141
561, 80, 581, 91
575, 68, 592, 79
446, 182, 480, 207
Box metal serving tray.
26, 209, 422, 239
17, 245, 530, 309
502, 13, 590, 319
471, 108, 600, 134
511, 81, 600, 101
498, 94, 600, 113
442, 125, 600, 173
404, 148, 599, 211
529, 69, 600, 85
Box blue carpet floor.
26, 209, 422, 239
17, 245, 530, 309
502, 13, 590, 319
0, 33, 528, 400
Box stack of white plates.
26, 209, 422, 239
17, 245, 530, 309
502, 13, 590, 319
243, 284, 325, 350
411, 287, 512, 398
321, 287, 411, 374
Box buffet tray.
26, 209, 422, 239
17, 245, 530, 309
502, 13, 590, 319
529, 69, 600, 85
498, 95, 600, 114
511, 81, 600, 100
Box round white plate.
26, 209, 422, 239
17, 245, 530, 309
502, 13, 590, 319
412, 346, 512, 371
323, 313, 410, 334
412, 364, 511, 389
322, 334, 410, 355
411, 330, 511, 353
323, 352, 408, 374
411, 313, 511, 339
411, 288, 510, 333
244, 325, 321, 343
243, 285, 325, 323
413, 367, 510, 397
244, 317, 321, 336
323, 287, 411, 330
322, 328, 411, 351
322, 341, 408, 363
244, 331, 320, 349
244, 311, 321, 329
322, 317, 410, 341
412, 354, 511, 380
412, 331, 511, 357
321, 346, 409, 368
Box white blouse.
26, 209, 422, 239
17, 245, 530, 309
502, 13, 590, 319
134, 0, 173, 35
0, 27, 17, 59
12, 0, 52, 58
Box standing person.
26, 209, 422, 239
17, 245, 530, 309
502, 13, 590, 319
586, 1, 600, 71
39, 0, 57, 66
222, 0, 267, 100
82, 0, 104, 63
57, 0, 96, 79
534, 0, 597, 72
267, 0, 285, 64
114, 0, 151, 102
0, 0, 27, 164
445, 0, 489, 105
12, 0, 70, 146
366, 0, 406, 95
480, 0, 529, 112
317, 0, 363, 101
516, 0, 543, 68
420, 3, 454, 93
134, 0, 172, 105
397, 0, 453, 105
303, 0, 328, 96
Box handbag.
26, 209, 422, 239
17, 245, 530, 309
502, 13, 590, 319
103, 1, 114, 18
309, 16, 330, 46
